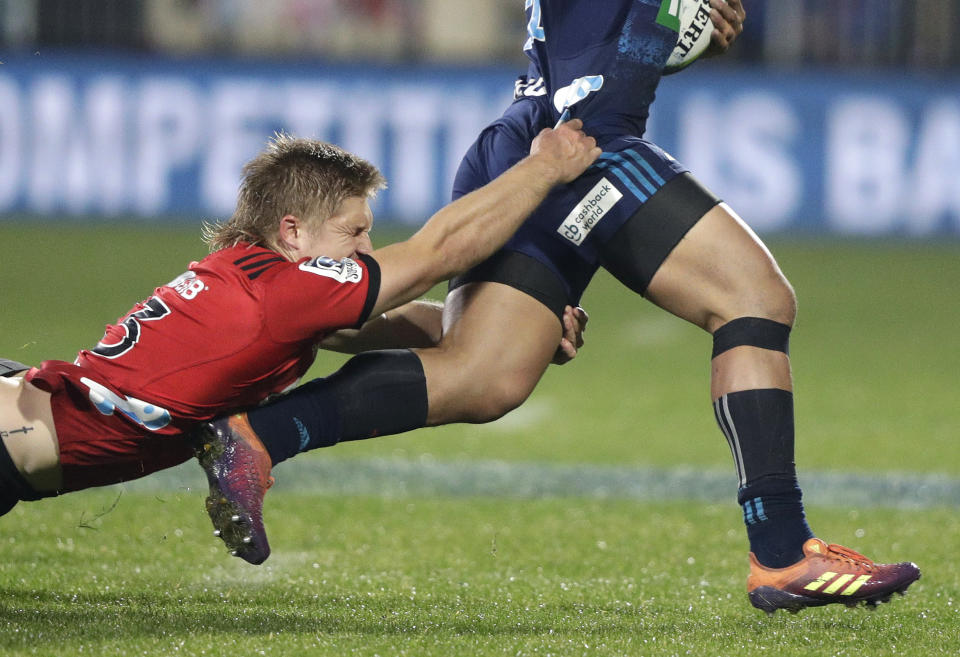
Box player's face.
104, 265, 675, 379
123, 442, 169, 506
302, 196, 374, 261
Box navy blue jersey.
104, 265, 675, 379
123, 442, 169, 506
450, 0, 715, 312
518, 0, 679, 138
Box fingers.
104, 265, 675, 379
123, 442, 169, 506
561, 306, 578, 345
562, 305, 587, 349
563, 306, 585, 349
713, 0, 745, 30
555, 337, 576, 364
569, 125, 600, 161
556, 119, 591, 144
531, 118, 600, 184
555, 119, 597, 151
550, 308, 577, 365
553, 305, 588, 365
572, 305, 588, 348
725, 0, 747, 23
709, 0, 745, 52
558, 122, 601, 180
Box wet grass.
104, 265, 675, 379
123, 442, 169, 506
1, 491, 957, 656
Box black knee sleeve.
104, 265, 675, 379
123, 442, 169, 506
329, 349, 429, 442
712, 317, 791, 359
449, 250, 572, 321
599, 172, 720, 296
1, 358, 30, 377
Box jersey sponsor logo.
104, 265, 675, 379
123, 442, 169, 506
166, 271, 208, 300
80, 376, 172, 431
299, 256, 364, 284
557, 177, 623, 246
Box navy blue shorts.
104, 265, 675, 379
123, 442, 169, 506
450, 97, 717, 317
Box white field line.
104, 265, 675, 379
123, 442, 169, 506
122, 458, 960, 509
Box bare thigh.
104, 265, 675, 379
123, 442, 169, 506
0, 376, 62, 491
644, 203, 796, 332
644, 203, 796, 396
416, 281, 562, 425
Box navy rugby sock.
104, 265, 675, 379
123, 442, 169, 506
713, 388, 814, 568
247, 377, 343, 467
247, 349, 429, 466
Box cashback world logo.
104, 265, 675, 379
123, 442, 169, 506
557, 177, 622, 246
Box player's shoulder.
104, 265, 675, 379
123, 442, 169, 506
202, 243, 289, 282
260, 253, 381, 339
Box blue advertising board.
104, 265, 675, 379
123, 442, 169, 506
1, 52, 958, 235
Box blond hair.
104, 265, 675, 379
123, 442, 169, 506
203, 134, 386, 251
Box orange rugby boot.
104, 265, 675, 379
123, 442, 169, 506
194, 414, 274, 565
747, 538, 920, 614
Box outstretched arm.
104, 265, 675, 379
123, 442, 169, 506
321, 301, 589, 365
320, 299, 444, 353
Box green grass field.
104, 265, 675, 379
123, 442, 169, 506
2, 493, 958, 657
1, 223, 959, 656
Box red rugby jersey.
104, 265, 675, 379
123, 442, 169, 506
75, 243, 380, 422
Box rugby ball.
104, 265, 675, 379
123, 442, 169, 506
663, 0, 720, 74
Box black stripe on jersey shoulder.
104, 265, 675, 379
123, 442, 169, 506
232, 249, 287, 280
244, 258, 286, 281
233, 250, 277, 265
240, 256, 285, 270
238, 256, 285, 270
354, 253, 382, 328
242, 256, 285, 272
